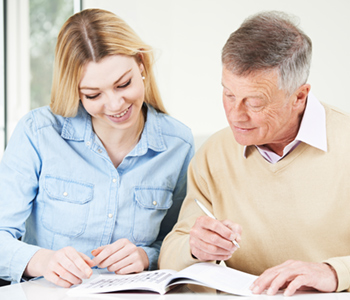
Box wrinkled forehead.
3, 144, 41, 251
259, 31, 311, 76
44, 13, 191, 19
222, 66, 279, 90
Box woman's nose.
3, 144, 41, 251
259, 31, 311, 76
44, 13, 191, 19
104, 92, 125, 112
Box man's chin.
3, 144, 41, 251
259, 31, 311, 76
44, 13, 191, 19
231, 133, 256, 146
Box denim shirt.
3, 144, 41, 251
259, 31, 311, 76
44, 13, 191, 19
0, 104, 194, 283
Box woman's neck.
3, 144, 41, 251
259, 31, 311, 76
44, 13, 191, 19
92, 109, 145, 168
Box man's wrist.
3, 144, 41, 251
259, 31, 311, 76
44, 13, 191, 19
324, 263, 338, 292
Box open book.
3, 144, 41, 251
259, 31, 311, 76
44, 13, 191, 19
68, 262, 257, 296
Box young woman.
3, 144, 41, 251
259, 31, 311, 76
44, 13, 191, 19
0, 8, 194, 287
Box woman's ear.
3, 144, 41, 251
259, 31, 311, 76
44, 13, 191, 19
136, 52, 144, 73
139, 62, 144, 73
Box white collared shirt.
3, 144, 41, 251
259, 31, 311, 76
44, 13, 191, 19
243, 92, 328, 163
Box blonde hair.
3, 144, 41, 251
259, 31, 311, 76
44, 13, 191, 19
50, 8, 166, 117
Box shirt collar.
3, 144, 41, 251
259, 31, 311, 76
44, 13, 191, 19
61, 102, 89, 141
61, 102, 167, 154
243, 92, 327, 158
130, 104, 167, 156
294, 92, 327, 152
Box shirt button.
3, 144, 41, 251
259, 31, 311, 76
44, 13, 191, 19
112, 178, 117, 183
86, 141, 91, 146
98, 149, 103, 153
63, 192, 68, 197
152, 201, 157, 206
108, 213, 113, 218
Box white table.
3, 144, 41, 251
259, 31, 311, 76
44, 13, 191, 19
1, 270, 350, 300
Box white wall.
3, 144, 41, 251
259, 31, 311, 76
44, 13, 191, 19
84, 0, 350, 150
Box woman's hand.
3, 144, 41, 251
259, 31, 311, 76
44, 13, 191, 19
92, 238, 149, 274
25, 247, 95, 288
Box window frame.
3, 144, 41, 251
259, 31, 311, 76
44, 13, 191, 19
1, 0, 82, 159
0, 0, 5, 157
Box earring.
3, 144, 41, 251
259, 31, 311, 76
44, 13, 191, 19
142, 76, 145, 80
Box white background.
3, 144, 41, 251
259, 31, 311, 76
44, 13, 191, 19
85, 0, 350, 149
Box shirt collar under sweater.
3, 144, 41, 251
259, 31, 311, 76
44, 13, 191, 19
243, 92, 327, 163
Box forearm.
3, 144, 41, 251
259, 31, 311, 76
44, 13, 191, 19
0, 232, 41, 282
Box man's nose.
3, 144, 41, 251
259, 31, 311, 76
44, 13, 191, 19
230, 102, 249, 122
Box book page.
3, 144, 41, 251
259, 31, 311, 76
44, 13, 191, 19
166, 262, 257, 296
68, 269, 177, 296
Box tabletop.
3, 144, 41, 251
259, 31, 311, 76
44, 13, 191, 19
1, 270, 350, 300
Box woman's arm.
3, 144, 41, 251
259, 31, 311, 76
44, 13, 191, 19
0, 115, 43, 282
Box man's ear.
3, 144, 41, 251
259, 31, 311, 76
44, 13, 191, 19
293, 84, 311, 109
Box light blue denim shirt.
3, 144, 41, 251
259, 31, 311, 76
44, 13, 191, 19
0, 103, 194, 283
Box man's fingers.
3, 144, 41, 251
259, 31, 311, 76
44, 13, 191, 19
283, 275, 308, 296
251, 261, 338, 295
251, 264, 286, 294
191, 244, 232, 261
221, 220, 242, 243
189, 216, 241, 261
190, 234, 235, 256
196, 216, 234, 241
191, 217, 237, 250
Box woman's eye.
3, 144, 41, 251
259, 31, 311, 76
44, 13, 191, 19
119, 79, 131, 88
85, 94, 100, 100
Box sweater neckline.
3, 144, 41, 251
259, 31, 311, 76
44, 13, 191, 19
245, 142, 310, 173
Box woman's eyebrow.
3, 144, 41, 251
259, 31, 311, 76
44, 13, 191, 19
79, 69, 132, 90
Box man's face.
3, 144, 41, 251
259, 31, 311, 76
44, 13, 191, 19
222, 67, 301, 149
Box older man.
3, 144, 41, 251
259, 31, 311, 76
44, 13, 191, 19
159, 11, 350, 296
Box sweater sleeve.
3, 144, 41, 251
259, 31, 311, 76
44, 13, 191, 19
158, 149, 213, 271
323, 256, 350, 292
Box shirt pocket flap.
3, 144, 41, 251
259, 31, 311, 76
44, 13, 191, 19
44, 175, 93, 204
134, 188, 173, 210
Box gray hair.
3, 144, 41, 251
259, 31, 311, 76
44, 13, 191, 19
222, 11, 312, 96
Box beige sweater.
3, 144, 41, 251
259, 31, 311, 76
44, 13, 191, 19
159, 103, 350, 292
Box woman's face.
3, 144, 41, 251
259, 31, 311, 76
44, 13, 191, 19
79, 55, 145, 134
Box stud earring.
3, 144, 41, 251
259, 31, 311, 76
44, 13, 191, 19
142, 76, 145, 80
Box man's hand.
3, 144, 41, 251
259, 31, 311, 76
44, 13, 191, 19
92, 238, 149, 274
25, 247, 95, 288
189, 216, 242, 261
250, 260, 338, 296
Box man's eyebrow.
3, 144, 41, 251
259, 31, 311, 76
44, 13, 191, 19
79, 69, 132, 90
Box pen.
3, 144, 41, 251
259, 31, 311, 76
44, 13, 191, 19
194, 198, 240, 248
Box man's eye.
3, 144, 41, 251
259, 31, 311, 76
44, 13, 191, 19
85, 94, 100, 99
248, 104, 263, 111
119, 79, 131, 88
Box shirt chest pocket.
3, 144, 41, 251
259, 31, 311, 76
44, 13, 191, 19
42, 176, 94, 237
132, 187, 173, 245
